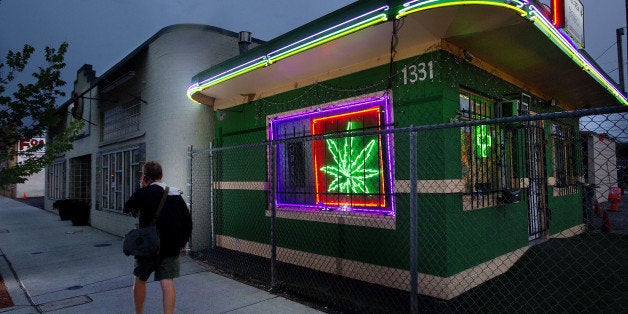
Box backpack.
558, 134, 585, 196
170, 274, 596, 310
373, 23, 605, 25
156, 192, 193, 255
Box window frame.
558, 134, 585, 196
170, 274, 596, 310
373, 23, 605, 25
551, 122, 579, 195
101, 99, 141, 143
100, 147, 141, 211
267, 93, 395, 216
459, 90, 520, 210
47, 161, 66, 200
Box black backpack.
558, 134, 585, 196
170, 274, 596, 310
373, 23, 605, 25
156, 193, 193, 255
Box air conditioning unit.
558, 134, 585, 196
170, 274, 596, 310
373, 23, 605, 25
494, 100, 519, 118
494, 93, 531, 117
519, 93, 531, 115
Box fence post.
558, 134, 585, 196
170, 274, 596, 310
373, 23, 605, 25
209, 142, 215, 251
186, 145, 193, 254
270, 142, 277, 289
409, 129, 419, 313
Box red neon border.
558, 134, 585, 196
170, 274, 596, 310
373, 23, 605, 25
552, 0, 565, 28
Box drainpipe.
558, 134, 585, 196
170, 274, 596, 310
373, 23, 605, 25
238, 31, 252, 54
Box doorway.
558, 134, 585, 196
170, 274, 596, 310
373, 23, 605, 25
525, 122, 549, 242
69, 155, 91, 203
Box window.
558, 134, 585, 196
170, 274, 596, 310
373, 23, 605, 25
459, 90, 519, 209
551, 122, 578, 194
100, 148, 141, 211
47, 161, 65, 200
69, 155, 91, 202
268, 94, 395, 215
101, 99, 140, 142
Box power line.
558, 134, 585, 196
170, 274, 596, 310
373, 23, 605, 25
606, 61, 628, 74
595, 41, 617, 61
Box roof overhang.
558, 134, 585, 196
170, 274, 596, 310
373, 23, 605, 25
188, 0, 627, 110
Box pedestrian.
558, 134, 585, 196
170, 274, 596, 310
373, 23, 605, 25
123, 161, 193, 314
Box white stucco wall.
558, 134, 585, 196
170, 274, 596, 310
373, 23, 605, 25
45, 25, 245, 245
587, 134, 618, 202
16, 170, 45, 198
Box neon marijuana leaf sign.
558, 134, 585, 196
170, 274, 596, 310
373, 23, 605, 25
474, 124, 492, 158
320, 121, 380, 194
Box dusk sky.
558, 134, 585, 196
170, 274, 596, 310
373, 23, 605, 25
1, 0, 627, 140
0, 0, 352, 97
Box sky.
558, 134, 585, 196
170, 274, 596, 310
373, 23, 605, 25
0, 0, 354, 96
0, 0, 626, 139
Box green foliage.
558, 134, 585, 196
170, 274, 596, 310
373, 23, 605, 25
0, 42, 83, 186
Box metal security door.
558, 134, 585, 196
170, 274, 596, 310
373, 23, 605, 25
526, 122, 549, 241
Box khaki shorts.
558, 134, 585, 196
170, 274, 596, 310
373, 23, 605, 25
134, 255, 180, 281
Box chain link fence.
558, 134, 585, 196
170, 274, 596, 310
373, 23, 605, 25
188, 106, 626, 313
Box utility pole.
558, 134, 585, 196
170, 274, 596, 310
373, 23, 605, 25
617, 27, 625, 93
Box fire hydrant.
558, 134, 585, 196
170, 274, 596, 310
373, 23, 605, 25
608, 186, 622, 211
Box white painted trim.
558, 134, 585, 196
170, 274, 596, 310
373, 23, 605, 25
213, 180, 466, 194
266, 208, 396, 229
212, 181, 268, 190
395, 179, 465, 194
215, 235, 529, 300
550, 224, 586, 238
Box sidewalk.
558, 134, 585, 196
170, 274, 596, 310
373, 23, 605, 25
0, 196, 321, 313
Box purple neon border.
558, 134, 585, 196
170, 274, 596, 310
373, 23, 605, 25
269, 94, 395, 215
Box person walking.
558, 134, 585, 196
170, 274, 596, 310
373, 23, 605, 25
123, 161, 192, 314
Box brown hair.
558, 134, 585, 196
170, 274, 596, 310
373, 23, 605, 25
142, 161, 162, 181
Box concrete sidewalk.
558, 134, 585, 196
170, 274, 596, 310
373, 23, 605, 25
0, 196, 321, 313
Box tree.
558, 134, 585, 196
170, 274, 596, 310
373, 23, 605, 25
0, 43, 83, 187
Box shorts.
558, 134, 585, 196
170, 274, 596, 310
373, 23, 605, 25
134, 255, 180, 281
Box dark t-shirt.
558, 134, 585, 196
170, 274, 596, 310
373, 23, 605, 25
123, 184, 163, 228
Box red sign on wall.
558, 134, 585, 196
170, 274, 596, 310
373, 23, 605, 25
552, 0, 585, 48
18, 138, 46, 152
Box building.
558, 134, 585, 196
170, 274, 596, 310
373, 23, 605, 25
186, 1, 627, 299
45, 24, 261, 239
1, 137, 46, 199
581, 131, 619, 203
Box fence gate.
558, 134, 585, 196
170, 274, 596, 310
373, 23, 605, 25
525, 121, 549, 241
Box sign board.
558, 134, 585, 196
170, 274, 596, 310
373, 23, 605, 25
18, 138, 46, 153
552, 0, 585, 48
17, 138, 46, 164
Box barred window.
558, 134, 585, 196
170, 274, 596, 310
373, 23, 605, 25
47, 161, 65, 200
100, 148, 141, 211
267, 94, 395, 215
551, 122, 578, 194
460, 90, 519, 209
69, 155, 91, 202
101, 99, 140, 142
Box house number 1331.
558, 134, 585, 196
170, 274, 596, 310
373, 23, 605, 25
401, 61, 434, 85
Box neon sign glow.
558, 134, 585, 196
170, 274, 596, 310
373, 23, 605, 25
189, 1, 627, 107
473, 124, 492, 158
397, 0, 528, 19
397, 0, 626, 106
186, 6, 389, 102
551, 0, 565, 28
268, 94, 394, 214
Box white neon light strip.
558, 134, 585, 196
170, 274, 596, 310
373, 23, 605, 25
188, 0, 626, 107
528, 5, 627, 105
187, 6, 389, 102
267, 6, 389, 60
